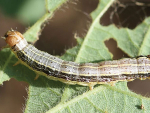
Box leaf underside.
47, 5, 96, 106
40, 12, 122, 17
0, 0, 150, 113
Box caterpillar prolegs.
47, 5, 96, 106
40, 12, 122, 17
3, 30, 150, 89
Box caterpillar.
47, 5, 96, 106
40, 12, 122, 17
3, 30, 150, 89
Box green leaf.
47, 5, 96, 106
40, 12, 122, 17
0, 0, 45, 24
1, 0, 150, 113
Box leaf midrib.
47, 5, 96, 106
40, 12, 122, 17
74, 0, 115, 62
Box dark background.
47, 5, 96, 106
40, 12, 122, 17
0, 0, 150, 112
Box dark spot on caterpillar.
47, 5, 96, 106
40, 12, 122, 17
147, 55, 150, 58
4, 34, 8, 38
136, 55, 144, 58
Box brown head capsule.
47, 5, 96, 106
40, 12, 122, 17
4, 30, 28, 51
4, 30, 24, 47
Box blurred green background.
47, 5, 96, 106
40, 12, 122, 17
0, 0, 45, 24
1, 0, 150, 113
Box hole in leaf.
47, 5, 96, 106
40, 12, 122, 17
128, 79, 150, 97
36, 0, 98, 56
104, 38, 128, 60
100, 1, 150, 29
105, 39, 150, 97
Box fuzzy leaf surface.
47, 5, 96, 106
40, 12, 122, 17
0, 0, 150, 113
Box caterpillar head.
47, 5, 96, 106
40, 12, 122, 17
4, 30, 24, 47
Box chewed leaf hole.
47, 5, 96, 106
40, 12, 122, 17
128, 79, 150, 97
100, 1, 150, 29
104, 38, 128, 60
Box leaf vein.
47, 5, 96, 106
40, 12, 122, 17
85, 97, 104, 112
